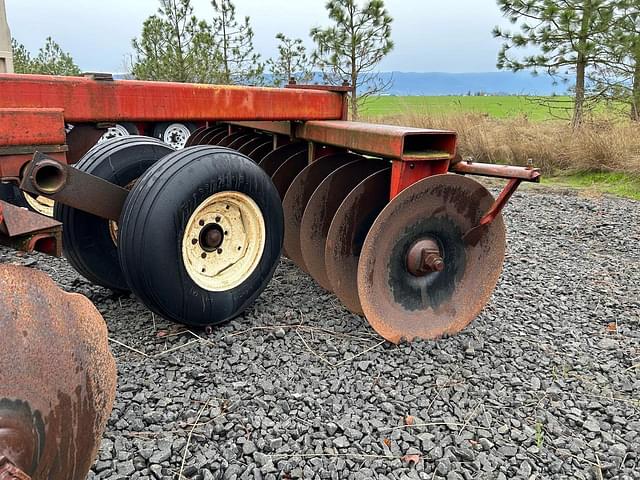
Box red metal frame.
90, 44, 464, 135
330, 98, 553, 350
0, 74, 346, 123
0, 74, 541, 255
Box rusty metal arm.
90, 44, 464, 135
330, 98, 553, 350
450, 160, 541, 182
20, 153, 129, 221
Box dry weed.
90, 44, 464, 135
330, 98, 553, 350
369, 112, 640, 174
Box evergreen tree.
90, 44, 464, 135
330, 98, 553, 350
211, 0, 264, 85
311, 0, 394, 119
132, 0, 219, 83
267, 33, 313, 87
494, 0, 616, 127
589, 0, 640, 120
12, 37, 81, 76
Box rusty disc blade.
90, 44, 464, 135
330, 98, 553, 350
200, 127, 227, 145
271, 151, 308, 200
187, 126, 219, 146
258, 142, 307, 177
282, 153, 364, 271
237, 136, 267, 156
300, 159, 388, 291
184, 126, 207, 147
218, 131, 247, 147
227, 133, 257, 150
325, 168, 391, 314
207, 129, 230, 145
247, 140, 273, 163
357, 174, 506, 344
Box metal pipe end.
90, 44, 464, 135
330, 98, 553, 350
30, 160, 67, 195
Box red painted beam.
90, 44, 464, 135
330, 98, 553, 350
296, 121, 457, 161
0, 74, 345, 123
0, 108, 66, 146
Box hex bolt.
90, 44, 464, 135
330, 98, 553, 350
406, 238, 445, 276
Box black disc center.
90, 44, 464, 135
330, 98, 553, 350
199, 224, 224, 252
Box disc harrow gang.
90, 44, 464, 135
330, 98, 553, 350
184, 124, 511, 343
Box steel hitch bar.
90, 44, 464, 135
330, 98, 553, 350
452, 160, 541, 245
20, 152, 128, 221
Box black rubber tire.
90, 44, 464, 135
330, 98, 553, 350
54, 136, 174, 291
0, 182, 29, 209
118, 146, 284, 327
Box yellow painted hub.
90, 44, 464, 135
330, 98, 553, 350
24, 193, 54, 217
182, 191, 266, 292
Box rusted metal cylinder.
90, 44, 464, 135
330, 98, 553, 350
0, 265, 117, 480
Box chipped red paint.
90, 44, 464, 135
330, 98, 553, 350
0, 74, 345, 123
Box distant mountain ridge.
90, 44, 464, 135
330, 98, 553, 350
114, 71, 570, 96
378, 72, 570, 96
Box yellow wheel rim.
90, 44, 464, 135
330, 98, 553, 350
182, 191, 266, 292
24, 193, 55, 217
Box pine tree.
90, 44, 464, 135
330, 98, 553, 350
211, 0, 264, 85
132, 0, 219, 83
11, 37, 81, 76
494, 0, 616, 127
310, 0, 394, 119
267, 33, 313, 87
11, 39, 31, 73
589, 0, 640, 120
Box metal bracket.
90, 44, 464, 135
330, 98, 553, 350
20, 152, 129, 221
463, 178, 522, 246
0, 201, 62, 256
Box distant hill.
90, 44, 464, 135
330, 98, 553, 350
378, 72, 570, 96
114, 71, 570, 96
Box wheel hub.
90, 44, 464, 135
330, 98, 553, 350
199, 223, 224, 251
163, 124, 191, 149
406, 238, 445, 276
182, 191, 266, 292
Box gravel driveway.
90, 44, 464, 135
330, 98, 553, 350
2, 185, 639, 480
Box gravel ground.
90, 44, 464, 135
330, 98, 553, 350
2, 185, 639, 480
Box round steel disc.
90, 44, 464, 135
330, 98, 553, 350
218, 131, 247, 147
300, 159, 387, 290
248, 140, 273, 163
358, 174, 506, 344
184, 126, 207, 147
258, 142, 307, 177
197, 127, 226, 145
325, 168, 391, 314
227, 133, 255, 150
207, 129, 230, 145
283, 153, 362, 269
237, 136, 267, 156
188, 126, 221, 146
271, 150, 308, 199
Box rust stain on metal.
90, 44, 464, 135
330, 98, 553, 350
0, 201, 62, 256
357, 174, 506, 344
325, 168, 391, 315
0, 74, 345, 123
296, 121, 457, 161
451, 161, 541, 182
0, 109, 66, 147
0, 265, 117, 479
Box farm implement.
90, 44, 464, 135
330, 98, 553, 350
0, 73, 541, 344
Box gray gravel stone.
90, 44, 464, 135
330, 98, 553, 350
3, 185, 639, 480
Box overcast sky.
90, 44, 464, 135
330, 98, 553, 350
5, 0, 513, 73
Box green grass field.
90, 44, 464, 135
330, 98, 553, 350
543, 172, 640, 201
361, 95, 573, 121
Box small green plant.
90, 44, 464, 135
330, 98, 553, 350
535, 422, 544, 449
